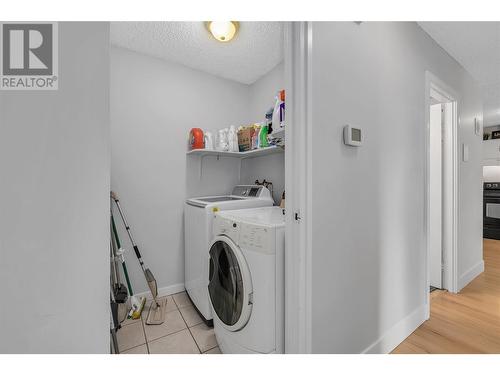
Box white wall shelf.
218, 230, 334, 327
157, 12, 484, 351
187, 145, 283, 160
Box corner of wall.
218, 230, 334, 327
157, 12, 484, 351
361, 304, 428, 354
458, 260, 485, 291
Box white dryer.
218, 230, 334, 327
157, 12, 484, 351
184, 186, 273, 323
209, 207, 285, 353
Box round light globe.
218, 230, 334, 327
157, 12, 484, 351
207, 21, 238, 42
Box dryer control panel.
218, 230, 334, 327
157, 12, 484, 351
231, 185, 271, 200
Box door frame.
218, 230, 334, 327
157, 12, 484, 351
284, 21, 312, 354
424, 71, 459, 314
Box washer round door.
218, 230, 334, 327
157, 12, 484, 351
208, 236, 253, 332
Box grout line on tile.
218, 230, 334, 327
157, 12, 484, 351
192, 322, 218, 353
200, 338, 219, 353
137, 291, 199, 353
171, 293, 181, 309
179, 308, 202, 354
145, 326, 189, 346
202, 347, 219, 354
119, 341, 147, 354
140, 312, 151, 354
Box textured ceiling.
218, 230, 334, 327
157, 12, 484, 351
418, 22, 500, 126
110, 22, 284, 85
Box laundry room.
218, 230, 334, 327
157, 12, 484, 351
109, 22, 286, 354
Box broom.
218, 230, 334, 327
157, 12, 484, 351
111, 191, 166, 325
111, 201, 146, 320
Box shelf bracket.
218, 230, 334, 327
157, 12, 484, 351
198, 156, 204, 180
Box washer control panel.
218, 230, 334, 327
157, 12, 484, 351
213, 216, 239, 241
239, 223, 275, 255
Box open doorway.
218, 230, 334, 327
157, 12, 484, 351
109, 21, 288, 354
426, 72, 459, 300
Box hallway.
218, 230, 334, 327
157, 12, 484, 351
393, 239, 500, 353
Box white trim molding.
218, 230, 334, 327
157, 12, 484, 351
362, 304, 428, 354
424, 71, 460, 316
133, 283, 185, 301
458, 260, 484, 291
284, 21, 313, 354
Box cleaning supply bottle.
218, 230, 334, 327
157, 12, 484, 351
266, 108, 274, 134
189, 128, 205, 150
259, 123, 269, 148
253, 124, 261, 149
233, 127, 239, 152
216, 129, 228, 151
204, 131, 214, 150
279, 90, 285, 127
272, 91, 282, 130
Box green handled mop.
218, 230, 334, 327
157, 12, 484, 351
111, 212, 145, 320
111, 191, 166, 325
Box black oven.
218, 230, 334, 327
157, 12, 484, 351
484, 182, 500, 239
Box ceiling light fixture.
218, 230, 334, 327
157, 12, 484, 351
206, 21, 239, 42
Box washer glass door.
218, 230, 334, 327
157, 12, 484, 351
208, 237, 251, 330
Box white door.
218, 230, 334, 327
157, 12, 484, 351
429, 103, 443, 289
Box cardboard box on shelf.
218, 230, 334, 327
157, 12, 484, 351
238, 127, 254, 152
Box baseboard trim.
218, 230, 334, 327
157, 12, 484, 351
362, 304, 427, 354
134, 283, 185, 301
458, 260, 484, 291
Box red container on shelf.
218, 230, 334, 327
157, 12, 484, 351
189, 128, 205, 150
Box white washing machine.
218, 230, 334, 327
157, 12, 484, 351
184, 185, 273, 322
209, 206, 285, 353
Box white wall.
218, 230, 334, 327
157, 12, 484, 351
249, 62, 284, 121
241, 63, 285, 204
0, 23, 110, 353
111, 47, 259, 295
308, 22, 482, 353
240, 153, 285, 204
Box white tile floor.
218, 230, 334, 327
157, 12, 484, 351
117, 292, 221, 354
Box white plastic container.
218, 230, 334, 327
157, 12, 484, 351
217, 129, 229, 151
204, 131, 214, 150
272, 93, 281, 130
228, 126, 238, 152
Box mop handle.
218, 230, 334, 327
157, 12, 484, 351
111, 191, 143, 262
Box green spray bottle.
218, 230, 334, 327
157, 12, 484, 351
259, 122, 269, 148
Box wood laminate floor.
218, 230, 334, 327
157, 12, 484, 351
392, 239, 500, 354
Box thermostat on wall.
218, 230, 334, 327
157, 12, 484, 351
343, 125, 363, 146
